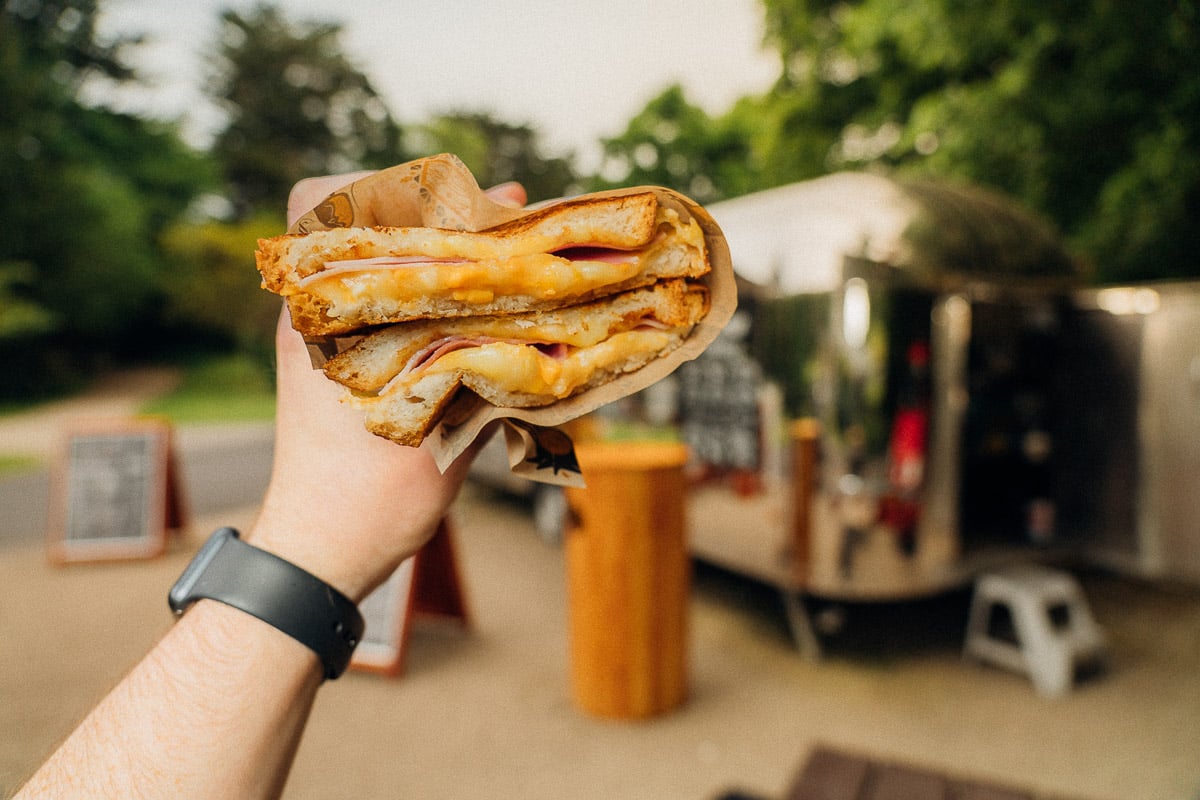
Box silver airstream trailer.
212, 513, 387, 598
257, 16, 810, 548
671, 174, 1200, 648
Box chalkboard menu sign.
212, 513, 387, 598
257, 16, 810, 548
350, 519, 470, 677
677, 329, 764, 472
47, 419, 184, 563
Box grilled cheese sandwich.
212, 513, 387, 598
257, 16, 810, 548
256, 184, 718, 447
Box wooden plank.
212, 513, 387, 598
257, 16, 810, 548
865, 764, 946, 800
788, 747, 1047, 800
948, 783, 1031, 800
786, 747, 870, 800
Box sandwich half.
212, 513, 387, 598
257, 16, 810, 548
323, 280, 710, 446
256, 186, 716, 447
256, 190, 710, 337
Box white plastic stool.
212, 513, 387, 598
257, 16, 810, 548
963, 565, 1107, 697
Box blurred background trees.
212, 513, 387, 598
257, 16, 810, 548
751, 0, 1200, 284
407, 112, 579, 203
1, 0, 1196, 401
206, 4, 405, 218
0, 0, 214, 396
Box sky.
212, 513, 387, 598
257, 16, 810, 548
95, 0, 780, 172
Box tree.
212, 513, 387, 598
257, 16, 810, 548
408, 112, 580, 203
0, 0, 215, 397
756, 0, 1200, 282
158, 214, 283, 360
207, 4, 406, 217
591, 85, 760, 204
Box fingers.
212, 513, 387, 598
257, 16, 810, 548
485, 182, 528, 209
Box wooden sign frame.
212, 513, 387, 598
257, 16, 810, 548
46, 418, 186, 564
350, 518, 470, 677
350, 557, 418, 676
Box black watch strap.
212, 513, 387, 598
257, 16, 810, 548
169, 527, 364, 680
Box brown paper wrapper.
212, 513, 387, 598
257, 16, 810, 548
287, 154, 736, 485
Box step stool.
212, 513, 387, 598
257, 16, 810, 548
963, 565, 1107, 697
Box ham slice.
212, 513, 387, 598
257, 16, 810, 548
549, 246, 640, 265
297, 256, 469, 287
378, 314, 668, 397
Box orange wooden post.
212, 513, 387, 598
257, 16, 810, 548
564, 441, 691, 719
788, 418, 821, 580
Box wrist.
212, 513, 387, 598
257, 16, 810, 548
170, 528, 365, 680
176, 597, 324, 683
249, 489, 413, 603
252, 448, 464, 602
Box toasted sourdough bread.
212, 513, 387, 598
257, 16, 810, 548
328, 281, 710, 447
256, 191, 710, 336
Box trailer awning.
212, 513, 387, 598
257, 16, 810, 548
707, 173, 1081, 296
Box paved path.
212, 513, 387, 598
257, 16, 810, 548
0, 367, 181, 461
0, 368, 275, 545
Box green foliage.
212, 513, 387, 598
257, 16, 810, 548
592, 85, 758, 204
5, 0, 1197, 410
755, 0, 1200, 282
0, 261, 58, 339
69, 107, 218, 234
41, 161, 162, 337
0, 0, 215, 399
207, 4, 406, 216
1, 0, 135, 87
159, 214, 286, 357
141, 353, 276, 423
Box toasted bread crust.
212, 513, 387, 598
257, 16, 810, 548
359, 372, 460, 447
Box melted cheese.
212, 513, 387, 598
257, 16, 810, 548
418, 313, 627, 353
388, 329, 675, 400
317, 253, 643, 314
301, 208, 706, 319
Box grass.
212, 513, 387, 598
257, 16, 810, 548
140, 353, 276, 424
0, 454, 41, 477
601, 420, 682, 442
0, 354, 273, 478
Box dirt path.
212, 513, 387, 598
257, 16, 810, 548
0, 367, 181, 461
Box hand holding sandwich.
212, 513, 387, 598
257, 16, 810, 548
250, 171, 529, 603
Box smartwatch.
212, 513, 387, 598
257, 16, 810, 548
169, 527, 364, 680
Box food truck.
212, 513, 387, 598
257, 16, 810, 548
653, 174, 1200, 649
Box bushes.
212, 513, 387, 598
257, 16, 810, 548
158, 213, 285, 362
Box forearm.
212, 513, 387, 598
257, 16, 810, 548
16, 600, 322, 800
